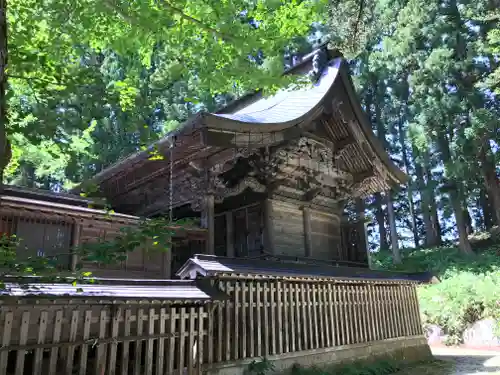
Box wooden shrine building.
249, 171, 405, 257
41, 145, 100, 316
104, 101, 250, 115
81, 46, 408, 275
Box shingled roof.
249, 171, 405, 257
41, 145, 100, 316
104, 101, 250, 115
76, 46, 408, 216
0, 278, 228, 303
176, 254, 439, 284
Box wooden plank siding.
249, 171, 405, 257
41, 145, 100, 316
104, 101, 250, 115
269, 200, 306, 257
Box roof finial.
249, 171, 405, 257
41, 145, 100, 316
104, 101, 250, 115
308, 48, 329, 83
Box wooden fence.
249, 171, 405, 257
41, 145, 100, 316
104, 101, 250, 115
207, 278, 422, 364
0, 279, 423, 375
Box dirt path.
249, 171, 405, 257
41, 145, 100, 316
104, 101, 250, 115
395, 348, 500, 375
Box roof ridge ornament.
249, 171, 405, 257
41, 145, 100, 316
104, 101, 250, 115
308, 48, 329, 83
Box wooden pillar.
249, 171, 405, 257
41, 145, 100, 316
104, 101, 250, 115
356, 198, 371, 269
204, 194, 215, 255
70, 222, 81, 271
263, 199, 275, 254
162, 248, 172, 278
303, 207, 312, 257
226, 211, 234, 257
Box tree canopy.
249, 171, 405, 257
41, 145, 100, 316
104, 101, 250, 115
0, 0, 499, 265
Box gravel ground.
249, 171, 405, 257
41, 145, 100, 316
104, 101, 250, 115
432, 347, 500, 375
393, 348, 500, 375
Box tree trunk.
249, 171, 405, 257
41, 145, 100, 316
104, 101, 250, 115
423, 152, 442, 245
480, 187, 494, 229
438, 134, 473, 255
371, 76, 398, 254
386, 191, 401, 264
478, 142, 500, 225
414, 148, 441, 247
397, 117, 419, 247
450, 189, 474, 254
0, 0, 8, 187
374, 192, 389, 250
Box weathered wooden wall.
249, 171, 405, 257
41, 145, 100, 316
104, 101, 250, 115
213, 196, 368, 266
269, 200, 306, 257
309, 209, 342, 260
78, 219, 169, 279
0, 207, 170, 279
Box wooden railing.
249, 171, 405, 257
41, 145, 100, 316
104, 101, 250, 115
0, 279, 423, 375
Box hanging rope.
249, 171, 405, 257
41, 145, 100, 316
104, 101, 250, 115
169, 136, 174, 224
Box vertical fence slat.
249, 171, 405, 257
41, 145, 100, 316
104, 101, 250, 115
120, 309, 132, 375
156, 308, 166, 375
367, 285, 376, 342
80, 310, 92, 375
312, 283, 319, 349
289, 282, 296, 352
295, 282, 302, 351
276, 281, 283, 354
107, 308, 120, 375
333, 284, 340, 346
214, 298, 221, 364
270, 281, 276, 355
327, 283, 334, 347
256, 282, 262, 357
318, 283, 325, 348
411, 285, 423, 335
145, 308, 155, 375
15, 311, 30, 375
134, 309, 145, 375
305, 283, 313, 350
387, 286, 395, 339
400, 285, 410, 337
48, 310, 63, 374
208, 300, 215, 366
224, 281, 231, 361
188, 308, 196, 375
241, 281, 247, 359
197, 308, 204, 375
234, 282, 240, 360
361, 284, 368, 343
379, 286, 387, 340
167, 307, 176, 375
263, 281, 270, 356
283, 281, 289, 353
344, 285, 352, 345
249, 281, 255, 358
33, 311, 48, 375
178, 307, 186, 375
353, 285, 360, 344
95, 309, 108, 375
65, 310, 79, 375
408, 284, 417, 336
0, 311, 13, 374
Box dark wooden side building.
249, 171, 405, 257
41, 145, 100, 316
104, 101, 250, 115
81, 46, 408, 276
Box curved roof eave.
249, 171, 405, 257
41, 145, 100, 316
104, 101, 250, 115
203, 58, 343, 133
201, 60, 408, 187
337, 65, 409, 186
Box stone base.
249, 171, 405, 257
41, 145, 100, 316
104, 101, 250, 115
204, 336, 432, 375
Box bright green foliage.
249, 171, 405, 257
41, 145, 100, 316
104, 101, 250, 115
374, 241, 500, 345
4, 0, 327, 188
